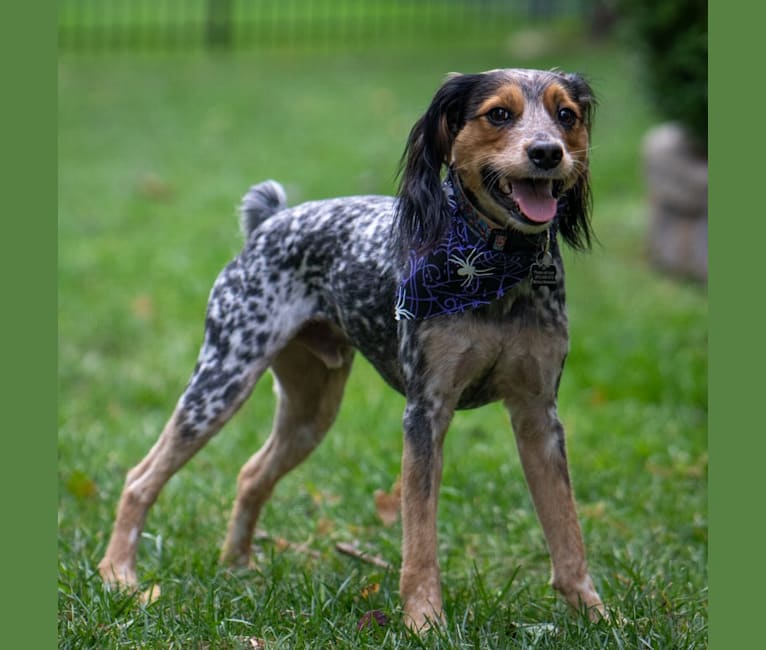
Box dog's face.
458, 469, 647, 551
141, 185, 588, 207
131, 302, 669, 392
396, 68, 595, 253
451, 69, 591, 232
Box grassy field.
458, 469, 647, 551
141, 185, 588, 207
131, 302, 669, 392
58, 34, 707, 648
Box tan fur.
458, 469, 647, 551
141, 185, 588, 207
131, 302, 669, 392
220, 336, 354, 566
451, 79, 588, 230
397, 316, 603, 625
543, 82, 590, 168
99, 410, 217, 586
400, 435, 446, 630
99, 69, 603, 633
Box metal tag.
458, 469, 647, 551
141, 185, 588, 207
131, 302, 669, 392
530, 251, 557, 287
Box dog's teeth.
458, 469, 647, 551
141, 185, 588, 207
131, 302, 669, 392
498, 178, 511, 195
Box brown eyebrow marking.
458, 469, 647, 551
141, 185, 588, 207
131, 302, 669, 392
474, 83, 526, 120
543, 83, 581, 121
542, 82, 589, 158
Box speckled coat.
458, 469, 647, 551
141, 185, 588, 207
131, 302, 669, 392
99, 68, 605, 631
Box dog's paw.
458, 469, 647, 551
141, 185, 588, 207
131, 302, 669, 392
140, 583, 161, 605
403, 600, 445, 634
97, 558, 138, 590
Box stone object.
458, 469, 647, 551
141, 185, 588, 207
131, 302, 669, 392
642, 123, 708, 282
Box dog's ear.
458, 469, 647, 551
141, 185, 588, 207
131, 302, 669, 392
561, 72, 595, 131
557, 73, 596, 251
394, 73, 484, 255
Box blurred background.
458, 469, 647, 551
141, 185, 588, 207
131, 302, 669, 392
58, 0, 707, 280
58, 1, 708, 646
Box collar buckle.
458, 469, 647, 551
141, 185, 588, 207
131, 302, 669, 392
487, 228, 511, 252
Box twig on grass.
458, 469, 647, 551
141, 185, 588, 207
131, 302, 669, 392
335, 542, 394, 571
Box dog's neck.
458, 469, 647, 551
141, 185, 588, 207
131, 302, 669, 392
395, 172, 561, 321
446, 167, 553, 254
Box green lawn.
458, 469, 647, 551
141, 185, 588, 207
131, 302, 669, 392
58, 36, 707, 648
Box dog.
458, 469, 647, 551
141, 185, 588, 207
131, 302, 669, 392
99, 67, 605, 630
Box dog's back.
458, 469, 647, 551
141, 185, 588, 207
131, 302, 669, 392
99, 68, 605, 631
235, 190, 404, 389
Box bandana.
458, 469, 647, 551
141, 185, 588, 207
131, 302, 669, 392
394, 170, 556, 321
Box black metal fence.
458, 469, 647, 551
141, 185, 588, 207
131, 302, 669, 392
59, 0, 590, 52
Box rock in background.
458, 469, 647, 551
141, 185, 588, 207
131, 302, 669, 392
643, 122, 708, 283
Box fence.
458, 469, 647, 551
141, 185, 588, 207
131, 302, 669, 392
58, 0, 591, 52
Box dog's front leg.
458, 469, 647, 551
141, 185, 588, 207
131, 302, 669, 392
399, 396, 452, 631
507, 402, 605, 620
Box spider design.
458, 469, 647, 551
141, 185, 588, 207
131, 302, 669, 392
448, 248, 495, 288
393, 288, 416, 321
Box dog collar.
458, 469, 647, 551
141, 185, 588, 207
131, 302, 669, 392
447, 168, 548, 253
394, 170, 559, 321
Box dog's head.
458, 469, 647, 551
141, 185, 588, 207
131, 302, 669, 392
395, 68, 595, 254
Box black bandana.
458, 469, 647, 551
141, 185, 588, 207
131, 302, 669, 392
394, 170, 556, 321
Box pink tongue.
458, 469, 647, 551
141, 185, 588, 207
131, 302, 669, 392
511, 179, 557, 223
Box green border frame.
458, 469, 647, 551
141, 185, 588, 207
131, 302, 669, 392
1, 3, 57, 648
708, 2, 758, 648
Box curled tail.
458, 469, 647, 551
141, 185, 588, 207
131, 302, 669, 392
239, 180, 287, 238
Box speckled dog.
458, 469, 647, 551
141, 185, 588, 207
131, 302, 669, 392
99, 68, 605, 630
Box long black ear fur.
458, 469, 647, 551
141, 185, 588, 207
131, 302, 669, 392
394, 71, 597, 255
557, 72, 597, 251
394, 73, 484, 255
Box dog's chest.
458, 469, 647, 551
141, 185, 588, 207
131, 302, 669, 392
464, 338, 566, 410
455, 343, 562, 409
416, 291, 569, 410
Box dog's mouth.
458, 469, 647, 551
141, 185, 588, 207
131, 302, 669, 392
485, 172, 564, 225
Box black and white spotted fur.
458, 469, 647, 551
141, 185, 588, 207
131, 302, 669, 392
99, 68, 605, 630
180, 189, 401, 439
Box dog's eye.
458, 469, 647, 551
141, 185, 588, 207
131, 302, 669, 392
486, 107, 513, 126
557, 107, 578, 128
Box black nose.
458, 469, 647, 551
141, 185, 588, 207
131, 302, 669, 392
527, 141, 563, 170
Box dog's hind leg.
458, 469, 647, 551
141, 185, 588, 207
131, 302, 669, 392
220, 327, 354, 567
98, 370, 266, 588
98, 260, 280, 588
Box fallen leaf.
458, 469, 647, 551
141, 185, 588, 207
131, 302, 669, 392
374, 477, 401, 526
307, 485, 341, 506
107, 401, 123, 418
136, 173, 174, 201
253, 531, 320, 559
615, 573, 631, 586
315, 517, 335, 536
65, 470, 97, 500
357, 609, 389, 630
580, 501, 607, 519
647, 450, 708, 480
131, 294, 154, 320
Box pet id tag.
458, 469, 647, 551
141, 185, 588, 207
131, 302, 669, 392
530, 251, 558, 287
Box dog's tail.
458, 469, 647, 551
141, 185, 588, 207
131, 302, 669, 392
239, 180, 287, 238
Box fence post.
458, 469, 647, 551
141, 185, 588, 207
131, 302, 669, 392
206, 0, 233, 49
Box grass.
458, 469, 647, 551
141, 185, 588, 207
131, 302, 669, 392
59, 34, 707, 648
